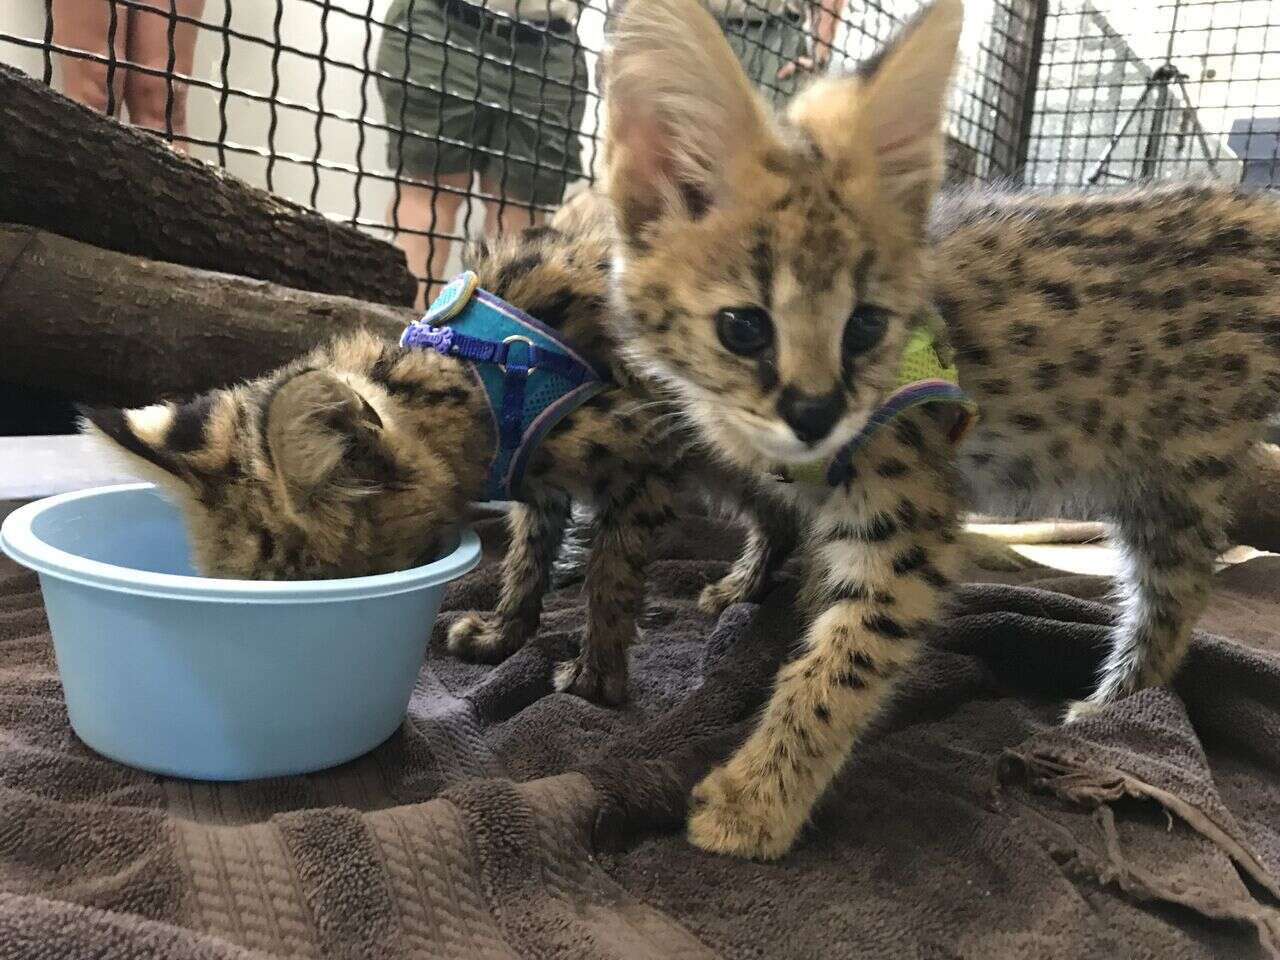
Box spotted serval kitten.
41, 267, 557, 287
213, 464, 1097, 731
603, 0, 1280, 858
82, 195, 791, 705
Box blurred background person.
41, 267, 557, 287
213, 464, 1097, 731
378, 0, 588, 307
720, 0, 844, 102
601, 0, 845, 103
53, 0, 206, 152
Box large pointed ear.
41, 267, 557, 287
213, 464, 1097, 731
603, 0, 772, 241
790, 0, 963, 209
79, 395, 219, 495
264, 369, 389, 512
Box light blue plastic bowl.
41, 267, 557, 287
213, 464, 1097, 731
0, 483, 481, 781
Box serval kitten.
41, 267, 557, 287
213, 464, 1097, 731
82, 195, 786, 705
603, 0, 1280, 858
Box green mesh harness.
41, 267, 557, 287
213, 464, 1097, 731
781, 314, 978, 487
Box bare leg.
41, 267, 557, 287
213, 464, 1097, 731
52, 0, 129, 115
388, 171, 471, 309
123, 0, 206, 151
479, 177, 544, 237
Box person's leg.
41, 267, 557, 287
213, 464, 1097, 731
123, 0, 206, 150
387, 171, 471, 308
483, 31, 586, 232
376, 1, 485, 306
52, 0, 129, 115
480, 179, 544, 236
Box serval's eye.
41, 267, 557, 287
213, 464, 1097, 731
843, 304, 890, 356
716, 307, 774, 357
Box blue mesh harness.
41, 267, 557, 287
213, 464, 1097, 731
400, 271, 607, 502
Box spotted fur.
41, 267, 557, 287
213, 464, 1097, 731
84, 194, 790, 706
604, 0, 1280, 858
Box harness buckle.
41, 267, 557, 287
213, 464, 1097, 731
498, 335, 538, 374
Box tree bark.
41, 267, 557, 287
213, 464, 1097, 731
0, 224, 414, 407
0, 64, 416, 307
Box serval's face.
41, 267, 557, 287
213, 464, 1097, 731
604, 0, 958, 469
83, 332, 487, 579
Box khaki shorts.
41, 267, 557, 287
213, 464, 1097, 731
377, 0, 588, 205
720, 12, 809, 104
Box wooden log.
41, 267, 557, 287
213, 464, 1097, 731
0, 63, 416, 307
0, 224, 414, 407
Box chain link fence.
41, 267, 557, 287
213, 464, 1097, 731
1025, 0, 1280, 190
3, 2, 1278, 285
1, 0, 1043, 307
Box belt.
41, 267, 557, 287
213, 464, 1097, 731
720, 8, 804, 28
439, 0, 573, 43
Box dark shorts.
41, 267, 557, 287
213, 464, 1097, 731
377, 0, 588, 205
719, 12, 809, 104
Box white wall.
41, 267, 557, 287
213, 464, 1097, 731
1, 2, 52, 78
1084, 0, 1280, 167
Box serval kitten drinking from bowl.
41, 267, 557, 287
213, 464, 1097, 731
82, 195, 794, 706
603, 0, 1280, 858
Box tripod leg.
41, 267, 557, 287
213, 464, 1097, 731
1175, 76, 1220, 176
1140, 79, 1171, 179
1087, 80, 1157, 185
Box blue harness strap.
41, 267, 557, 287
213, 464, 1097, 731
401, 271, 607, 502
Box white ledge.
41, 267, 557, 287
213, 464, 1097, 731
0, 436, 141, 500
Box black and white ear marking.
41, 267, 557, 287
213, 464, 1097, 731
79, 391, 225, 486
164, 393, 218, 453
79, 402, 184, 476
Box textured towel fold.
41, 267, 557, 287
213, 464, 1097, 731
2, 502, 1278, 959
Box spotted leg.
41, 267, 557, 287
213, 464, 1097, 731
699, 496, 801, 615
448, 492, 571, 663
555, 472, 679, 705
688, 411, 964, 859
1067, 470, 1233, 721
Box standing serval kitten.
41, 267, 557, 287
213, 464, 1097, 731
603, 0, 1280, 858
82, 196, 790, 705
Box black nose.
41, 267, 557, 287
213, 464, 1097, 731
778, 387, 845, 445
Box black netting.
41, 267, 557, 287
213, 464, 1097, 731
1026, 0, 1280, 190
2, 0, 1042, 303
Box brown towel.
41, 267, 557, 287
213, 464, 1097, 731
2, 507, 1279, 959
